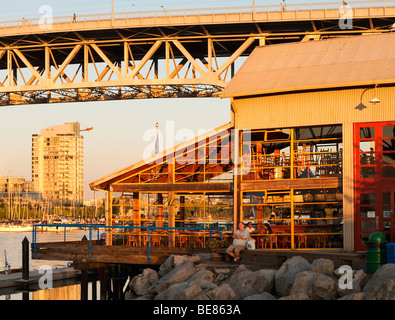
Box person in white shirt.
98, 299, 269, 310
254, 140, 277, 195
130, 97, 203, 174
246, 222, 255, 234
226, 222, 250, 263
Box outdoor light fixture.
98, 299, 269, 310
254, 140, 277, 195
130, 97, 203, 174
355, 84, 380, 110
390, 22, 395, 32
369, 84, 381, 104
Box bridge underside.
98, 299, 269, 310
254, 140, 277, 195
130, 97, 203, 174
0, 14, 394, 106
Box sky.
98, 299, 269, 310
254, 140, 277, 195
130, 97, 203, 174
0, 0, 335, 201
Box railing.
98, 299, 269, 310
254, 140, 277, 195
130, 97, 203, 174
1, 0, 394, 30
32, 223, 223, 262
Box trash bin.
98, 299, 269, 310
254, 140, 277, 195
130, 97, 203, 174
386, 243, 395, 263
366, 232, 387, 274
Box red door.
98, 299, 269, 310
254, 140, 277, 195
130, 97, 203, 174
354, 122, 395, 251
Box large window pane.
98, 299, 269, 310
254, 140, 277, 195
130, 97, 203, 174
360, 193, 375, 205
383, 166, 395, 178
360, 127, 375, 139
383, 126, 395, 138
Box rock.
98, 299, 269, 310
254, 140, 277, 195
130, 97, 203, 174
338, 292, 366, 300
311, 273, 338, 300
289, 271, 317, 298
363, 264, 395, 298
243, 292, 277, 300
308, 258, 335, 276
205, 283, 240, 300
151, 261, 196, 294
214, 268, 231, 275
365, 278, 395, 300
337, 269, 367, 297
289, 270, 337, 300
188, 269, 215, 283
154, 282, 202, 300
275, 256, 310, 297
227, 268, 276, 299
129, 268, 158, 296
157, 255, 195, 277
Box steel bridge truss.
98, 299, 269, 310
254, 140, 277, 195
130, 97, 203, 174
0, 9, 393, 105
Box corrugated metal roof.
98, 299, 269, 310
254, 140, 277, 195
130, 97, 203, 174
221, 33, 395, 98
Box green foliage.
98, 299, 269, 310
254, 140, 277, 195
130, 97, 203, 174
205, 238, 229, 250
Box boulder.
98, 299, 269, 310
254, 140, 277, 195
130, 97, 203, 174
308, 258, 335, 276
204, 283, 240, 300
151, 261, 196, 294
363, 263, 395, 299
311, 273, 338, 300
129, 268, 158, 296
154, 282, 202, 300
338, 292, 366, 300
188, 269, 215, 283
289, 271, 317, 298
274, 256, 310, 297
243, 292, 277, 300
289, 270, 337, 300
337, 269, 367, 297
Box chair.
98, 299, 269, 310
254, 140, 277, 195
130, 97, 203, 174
262, 234, 278, 249
297, 235, 307, 248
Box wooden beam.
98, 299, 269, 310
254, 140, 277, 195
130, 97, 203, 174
240, 178, 342, 191
111, 182, 232, 193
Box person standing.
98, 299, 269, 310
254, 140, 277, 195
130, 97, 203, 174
226, 222, 250, 263
281, 0, 286, 12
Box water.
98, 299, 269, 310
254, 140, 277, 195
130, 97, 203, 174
0, 229, 92, 300
0, 229, 90, 270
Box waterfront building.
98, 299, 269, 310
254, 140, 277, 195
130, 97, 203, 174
32, 122, 84, 206
90, 32, 395, 252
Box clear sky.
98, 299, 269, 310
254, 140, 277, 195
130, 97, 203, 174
0, 0, 336, 201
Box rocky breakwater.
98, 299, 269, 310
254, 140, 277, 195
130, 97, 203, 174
126, 254, 395, 300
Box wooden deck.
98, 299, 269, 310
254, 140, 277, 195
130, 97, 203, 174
32, 239, 366, 270
217, 248, 366, 269
31, 240, 208, 266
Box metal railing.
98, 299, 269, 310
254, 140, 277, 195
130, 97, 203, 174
32, 223, 223, 262
1, 0, 394, 30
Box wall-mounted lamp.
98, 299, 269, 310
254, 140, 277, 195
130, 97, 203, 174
369, 84, 380, 104
355, 84, 380, 110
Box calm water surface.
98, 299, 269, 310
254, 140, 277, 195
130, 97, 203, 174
0, 229, 90, 270
0, 229, 93, 300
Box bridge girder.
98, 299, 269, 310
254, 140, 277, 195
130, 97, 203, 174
0, 9, 394, 106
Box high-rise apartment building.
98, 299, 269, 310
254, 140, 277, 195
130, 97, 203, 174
32, 122, 84, 205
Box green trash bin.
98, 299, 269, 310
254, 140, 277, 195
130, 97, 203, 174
366, 232, 387, 274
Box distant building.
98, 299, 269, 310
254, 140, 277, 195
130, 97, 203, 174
32, 122, 84, 206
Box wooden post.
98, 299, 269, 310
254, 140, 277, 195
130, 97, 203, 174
157, 193, 163, 228
81, 269, 88, 300
168, 161, 175, 247
22, 237, 29, 281
98, 267, 107, 300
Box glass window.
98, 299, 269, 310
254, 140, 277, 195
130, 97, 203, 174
360, 193, 375, 205
383, 126, 395, 138
383, 166, 395, 178
383, 139, 395, 152
360, 127, 375, 139
383, 154, 395, 165
360, 207, 375, 218
359, 141, 375, 152
360, 167, 375, 178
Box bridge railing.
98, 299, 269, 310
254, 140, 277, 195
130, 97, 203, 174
1, 0, 395, 30
32, 223, 223, 262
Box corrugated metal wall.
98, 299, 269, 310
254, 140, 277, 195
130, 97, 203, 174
235, 86, 395, 130
233, 86, 395, 251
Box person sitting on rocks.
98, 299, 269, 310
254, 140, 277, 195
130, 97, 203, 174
226, 222, 250, 263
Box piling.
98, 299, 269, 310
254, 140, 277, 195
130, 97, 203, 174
22, 237, 29, 282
